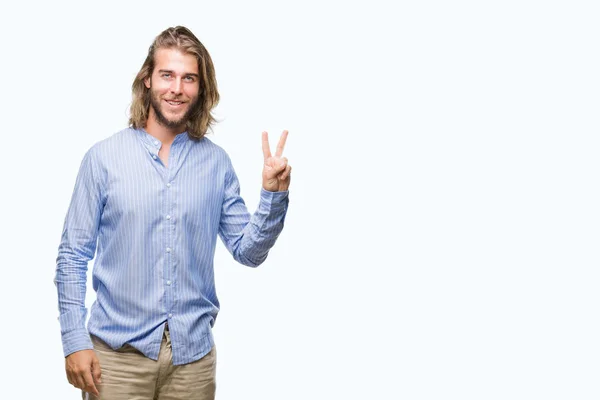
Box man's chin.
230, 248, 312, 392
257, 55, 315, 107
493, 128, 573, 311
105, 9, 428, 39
158, 111, 188, 128
161, 119, 187, 129
150, 101, 193, 130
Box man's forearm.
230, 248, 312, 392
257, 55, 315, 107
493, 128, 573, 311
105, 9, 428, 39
55, 250, 93, 356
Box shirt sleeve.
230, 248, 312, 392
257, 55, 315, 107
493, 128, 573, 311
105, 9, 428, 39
218, 158, 289, 267
55, 147, 105, 357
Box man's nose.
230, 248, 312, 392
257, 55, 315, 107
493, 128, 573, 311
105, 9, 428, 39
170, 78, 182, 94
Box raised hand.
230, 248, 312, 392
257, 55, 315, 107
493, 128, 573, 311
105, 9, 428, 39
262, 130, 291, 192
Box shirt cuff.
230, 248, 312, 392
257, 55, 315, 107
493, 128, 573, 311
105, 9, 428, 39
62, 329, 94, 358
259, 188, 289, 213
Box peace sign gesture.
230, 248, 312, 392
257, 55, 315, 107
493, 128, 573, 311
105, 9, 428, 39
262, 130, 291, 192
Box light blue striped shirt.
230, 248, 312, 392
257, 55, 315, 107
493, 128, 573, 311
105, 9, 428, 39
55, 127, 288, 365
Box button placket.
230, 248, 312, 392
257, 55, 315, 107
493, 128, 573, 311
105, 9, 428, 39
164, 175, 176, 321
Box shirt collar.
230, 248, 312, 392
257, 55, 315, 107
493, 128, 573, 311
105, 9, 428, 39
135, 127, 190, 148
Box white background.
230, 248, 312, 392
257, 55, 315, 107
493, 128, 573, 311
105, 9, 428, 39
0, 0, 599, 399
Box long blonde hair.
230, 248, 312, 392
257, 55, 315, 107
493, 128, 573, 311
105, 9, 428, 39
129, 26, 220, 141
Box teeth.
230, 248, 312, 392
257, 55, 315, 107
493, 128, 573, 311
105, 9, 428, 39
167, 101, 182, 105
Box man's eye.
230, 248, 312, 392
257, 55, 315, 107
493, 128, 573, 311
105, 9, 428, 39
161, 73, 171, 78
184, 76, 195, 82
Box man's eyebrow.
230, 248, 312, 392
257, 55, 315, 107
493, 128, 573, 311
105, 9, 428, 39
157, 69, 200, 78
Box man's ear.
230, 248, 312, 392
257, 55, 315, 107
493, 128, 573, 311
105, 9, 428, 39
144, 76, 151, 89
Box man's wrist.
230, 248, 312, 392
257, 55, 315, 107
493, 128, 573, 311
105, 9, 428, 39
62, 329, 94, 358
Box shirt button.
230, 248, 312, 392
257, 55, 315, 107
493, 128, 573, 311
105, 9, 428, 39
166, 215, 171, 220
154, 140, 159, 146
166, 280, 172, 285
152, 154, 157, 159
168, 313, 173, 318
166, 183, 171, 188
166, 247, 171, 253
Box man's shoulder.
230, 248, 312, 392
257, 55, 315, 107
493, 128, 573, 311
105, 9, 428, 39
195, 136, 231, 162
86, 127, 136, 156
99, 127, 136, 146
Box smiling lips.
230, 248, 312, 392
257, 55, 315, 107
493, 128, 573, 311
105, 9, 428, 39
165, 99, 185, 108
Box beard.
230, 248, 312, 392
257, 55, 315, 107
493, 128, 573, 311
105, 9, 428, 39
149, 89, 199, 130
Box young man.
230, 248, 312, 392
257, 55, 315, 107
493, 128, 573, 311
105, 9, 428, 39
55, 26, 291, 399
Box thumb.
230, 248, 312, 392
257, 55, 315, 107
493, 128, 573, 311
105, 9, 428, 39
275, 157, 288, 173
91, 355, 102, 384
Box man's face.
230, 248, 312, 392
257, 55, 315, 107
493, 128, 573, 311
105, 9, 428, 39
144, 48, 200, 130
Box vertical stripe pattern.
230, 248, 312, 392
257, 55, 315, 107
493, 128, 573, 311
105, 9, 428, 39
55, 127, 289, 365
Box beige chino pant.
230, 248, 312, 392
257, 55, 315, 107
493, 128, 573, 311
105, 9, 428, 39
83, 324, 216, 400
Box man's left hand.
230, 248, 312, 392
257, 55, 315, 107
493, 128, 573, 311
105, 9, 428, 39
262, 130, 291, 192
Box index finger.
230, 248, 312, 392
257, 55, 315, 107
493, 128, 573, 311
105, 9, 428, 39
262, 131, 271, 160
82, 370, 99, 396
275, 130, 289, 157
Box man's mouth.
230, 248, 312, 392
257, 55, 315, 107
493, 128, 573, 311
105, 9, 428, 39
165, 100, 184, 107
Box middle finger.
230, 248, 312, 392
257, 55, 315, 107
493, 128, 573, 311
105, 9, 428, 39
275, 130, 288, 157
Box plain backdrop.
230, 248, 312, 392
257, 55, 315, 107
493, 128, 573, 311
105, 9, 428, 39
0, 0, 599, 399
